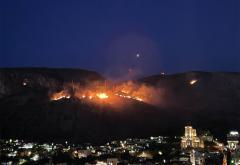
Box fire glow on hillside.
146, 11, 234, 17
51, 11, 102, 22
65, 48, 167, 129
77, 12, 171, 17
51, 90, 71, 101
189, 79, 198, 85
96, 93, 109, 99
50, 89, 143, 103
49, 81, 163, 106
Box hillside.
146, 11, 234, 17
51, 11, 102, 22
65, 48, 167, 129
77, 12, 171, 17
0, 68, 104, 98
0, 69, 240, 143
139, 71, 240, 110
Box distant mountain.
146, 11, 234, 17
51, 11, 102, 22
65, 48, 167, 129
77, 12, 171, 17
0, 68, 104, 99
0, 68, 240, 144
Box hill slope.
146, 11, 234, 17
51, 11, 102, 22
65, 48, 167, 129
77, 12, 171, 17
0, 69, 240, 143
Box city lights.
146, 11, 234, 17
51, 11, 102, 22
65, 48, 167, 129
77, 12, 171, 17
0, 127, 238, 165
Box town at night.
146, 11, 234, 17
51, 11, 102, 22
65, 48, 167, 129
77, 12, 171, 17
0, 127, 239, 164
1, 0, 240, 164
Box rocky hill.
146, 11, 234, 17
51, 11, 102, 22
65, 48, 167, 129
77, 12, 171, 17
140, 71, 240, 110
0, 68, 104, 98
0, 68, 240, 144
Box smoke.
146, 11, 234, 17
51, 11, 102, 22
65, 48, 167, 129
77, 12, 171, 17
104, 33, 161, 81
49, 79, 165, 107
115, 81, 164, 106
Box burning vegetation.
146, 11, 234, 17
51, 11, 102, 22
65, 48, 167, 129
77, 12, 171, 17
50, 90, 71, 101
189, 79, 198, 85
96, 93, 109, 99
49, 80, 164, 106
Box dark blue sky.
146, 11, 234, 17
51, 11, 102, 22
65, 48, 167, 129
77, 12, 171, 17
2, 0, 240, 78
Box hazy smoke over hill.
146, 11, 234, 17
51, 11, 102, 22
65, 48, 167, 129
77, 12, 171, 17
49, 80, 165, 107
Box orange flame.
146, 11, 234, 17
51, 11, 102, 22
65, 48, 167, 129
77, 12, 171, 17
190, 79, 197, 85
96, 93, 109, 99
49, 80, 164, 107
50, 90, 70, 101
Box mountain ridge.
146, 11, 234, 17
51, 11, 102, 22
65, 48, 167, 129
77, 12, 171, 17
0, 68, 239, 143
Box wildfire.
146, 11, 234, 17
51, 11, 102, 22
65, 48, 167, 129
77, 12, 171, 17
96, 93, 109, 99
50, 90, 71, 101
115, 93, 143, 102
135, 97, 143, 102
189, 79, 198, 85
89, 95, 93, 99
49, 80, 163, 106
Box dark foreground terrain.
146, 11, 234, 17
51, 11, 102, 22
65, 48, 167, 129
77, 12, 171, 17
0, 68, 240, 144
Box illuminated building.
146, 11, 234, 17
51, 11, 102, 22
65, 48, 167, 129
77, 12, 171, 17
137, 151, 153, 159
190, 150, 205, 165
181, 126, 204, 149
227, 131, 239, 151
222, 154, 227, 165
230, 148, 240, 165
107, 158, 118, 165
200, 131, 213, 142
73, 150, 91, 158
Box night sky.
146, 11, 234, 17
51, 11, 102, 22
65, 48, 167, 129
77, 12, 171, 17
2, 0, 240, 78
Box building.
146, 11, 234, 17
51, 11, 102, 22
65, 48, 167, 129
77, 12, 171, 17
190, 150, 205, 165
222, 154, 227, 165
73, 149, 91, 158
230, 148, 240, 164
181, 126, 204, 149
107, 158, 118, 165
227, 131, 239, 151
200, 131, 213, 142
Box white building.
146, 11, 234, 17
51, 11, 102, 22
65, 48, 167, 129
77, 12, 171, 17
181, 126, 204, 149
227, 131, 239, 151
